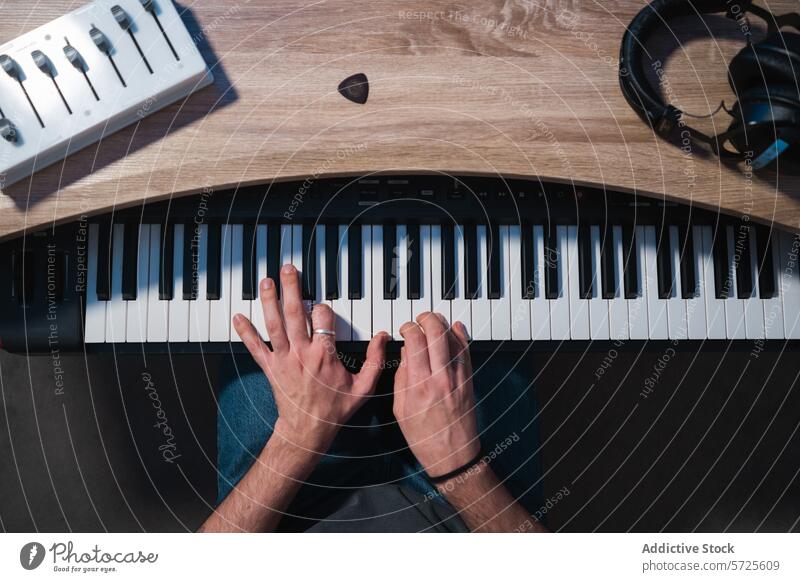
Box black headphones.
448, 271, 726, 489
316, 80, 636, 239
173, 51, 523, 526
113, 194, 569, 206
619, 0, 800, 169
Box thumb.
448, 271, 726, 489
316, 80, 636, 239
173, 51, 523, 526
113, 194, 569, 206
354, 332, 389, 395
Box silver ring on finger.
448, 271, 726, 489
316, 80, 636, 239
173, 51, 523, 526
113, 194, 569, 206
313, 328, 336, 336
453, 356, 466, 365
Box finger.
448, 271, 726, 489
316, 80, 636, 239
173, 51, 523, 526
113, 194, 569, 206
259, 277, 288, 353
450, 320, 473, 387
233, 313, 271, 370
310, 303, 336, 356
280, 264, 311, 347
354, 332, 389, 395
399, 321, 431, 382
416, 312, 451, 382
393, 346, 408, 417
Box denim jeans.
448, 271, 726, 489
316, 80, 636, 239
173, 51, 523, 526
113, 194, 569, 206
216, 350, 544, 531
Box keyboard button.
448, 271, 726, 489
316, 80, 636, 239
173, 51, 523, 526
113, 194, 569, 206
780, 233, 800, 339
84, 224, 107, 343
567, 225, 589, 339
489, 225, 511, 340
588, 225, 610, 340
679, 225, 696, 299
735, 225, 753, 299
544, 226, 559, 300
530, 225, 551, 340
724, 226, 746, 339
407, 223, 421, 300
189, 224, 211, 342
756, 225, 776, 299
267, 223, 282, 296
465, 224, 479, 299
209, 224, 233, 341
126, 224, 151, 342
183, 223, 198, 300
701, 226, 727, 339
578, 224, 593, 299
105, 224, 127, 342
231, 225, 250, 343
763, 231, 784, 340
301, 225, 315, 300
712, 225, 730, 299
609, 225, 630, 340
441, 223, 455, 300
471, 225, 492, 340
549, 226, 570, 340
743, 227, 765, 339
628, 225, 649, 339
686, 225, 707, 340
169, 224, 190, 342
411, 225, 433, 321
451, 226, 472, 334
644, 225, 668, 339
158, 223, 174, 300
601, 226, 615, 299
521, 223, 536, 299
509, 225, 531, 340
206, 223, 222, 300
333, 225, 353, 340
431, 225, 452, 324
351, 225, 372, 340
371, 226, 393, 335
487, 223, 501, 300
121, 223, 139, 300
623, 224, 638, 299
666, 226, 687, 339
325, 224, 340, 300
383, 223, 397, 300
96, 222, 112, 301
146, 225, 169, 342
392, 225, 412, 339
242, 223, 257, 300
656, 225, 672, 299
348, 224, 363, 300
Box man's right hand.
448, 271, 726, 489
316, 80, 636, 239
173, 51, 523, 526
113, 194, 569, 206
393, 312, 481, 478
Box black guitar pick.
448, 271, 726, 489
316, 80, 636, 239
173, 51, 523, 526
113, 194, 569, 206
338, 73, 369, 104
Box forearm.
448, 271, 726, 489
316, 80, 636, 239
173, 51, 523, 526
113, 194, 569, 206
199, 426, 320, 533
438, 460, 548, 533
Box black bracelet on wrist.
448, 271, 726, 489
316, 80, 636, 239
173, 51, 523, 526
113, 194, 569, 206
428, 448, 485, 484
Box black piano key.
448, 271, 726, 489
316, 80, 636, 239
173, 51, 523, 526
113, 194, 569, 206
183, 224, 199, 300
578, 224, 592, 299
267, 224, 281, 299
12, 250, 34, 304
735, 225, 753, 299
325, 224, 339, 300
623, 225, 638, 299
679, 226, 696, 299
712, 226, 730, 299
206, 223, 222, 300
600, 227, 615, 299
464, 224, 479, 299
121, 224, 139, 300
349, 225, 362, 299
242, 223, 257, 300
158, 223, 174, 300
384, 224, 397, 300
756, 226, 776, 299
521, 224, 535, 299
96, 222, 112, 301
302, 226, 316, 300
656, 226, 672, 299
544, 227, 559, 300
487, 223, 501, 299
442, 223, 455, 300
408, 224, 421, 299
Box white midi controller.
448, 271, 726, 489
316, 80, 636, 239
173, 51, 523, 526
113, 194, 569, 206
0, 0, 213, 187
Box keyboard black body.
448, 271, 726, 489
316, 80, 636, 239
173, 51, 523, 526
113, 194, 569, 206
0, 174, 785, 353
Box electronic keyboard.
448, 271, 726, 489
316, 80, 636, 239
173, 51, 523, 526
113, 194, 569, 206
2, 175, 799, 353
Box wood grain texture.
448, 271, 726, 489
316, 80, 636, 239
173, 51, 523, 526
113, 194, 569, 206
1, 0, 799, 239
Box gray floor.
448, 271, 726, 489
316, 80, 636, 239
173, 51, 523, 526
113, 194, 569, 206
1, 343, 798, 532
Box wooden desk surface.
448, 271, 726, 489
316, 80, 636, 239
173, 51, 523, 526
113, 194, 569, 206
1, 0, 799, 239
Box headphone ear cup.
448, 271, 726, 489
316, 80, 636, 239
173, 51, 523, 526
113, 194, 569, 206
728, 32, 800, 95
726, 85, 800, 163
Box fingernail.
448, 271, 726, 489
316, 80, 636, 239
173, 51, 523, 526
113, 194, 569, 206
436, 313, 448, 326
281, 264, 294, 274
262, 278, 273, 290
233, 313, 244, 324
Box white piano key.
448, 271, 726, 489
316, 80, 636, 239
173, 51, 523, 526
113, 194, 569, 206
168, 224, 190, 342
644, 225, 668, 340
352, 225, 372, 340
588, 225, 610, 340
780, 231, 800, 339
412, 225, 433, 321
491, 225, 512, 341
105, 224, 127, 342
509, 225, 531, 340
686, 226, 708, 340
392, 225, 412, 340
628, 226, 649, 340
471, 225, 492, 341
451, 225, 472, 335
763, 233, 785, 340
567, 225, 590, 340
725, 226, 746, 339
701, 226, 727, 340
125, 224, 151, 343
531, 225, 551, 340
189, 224, 211, 342
549, 226, 570, 340
371, 226, 393, 335
280, 224, 293, 269
666, 226, 688, 340
230, 225, 250, 342
146, 225, 169, 342
314, 224, 329, 306
251, 225, 269, 341
431, 225, 453, 325
210, 224, 233, 342
84, 223, 107, 343
609, 225, 630, 340
333, 225, 353, 340
744, 227, 766, 340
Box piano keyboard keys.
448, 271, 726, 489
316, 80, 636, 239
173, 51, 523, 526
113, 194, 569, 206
780, 232, 800, 339
206, 223, 222, 300
81, 220, 800, 344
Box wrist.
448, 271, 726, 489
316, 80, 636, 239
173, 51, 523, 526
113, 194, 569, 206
435, 458, 496, 505
272, 418, 335, 455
